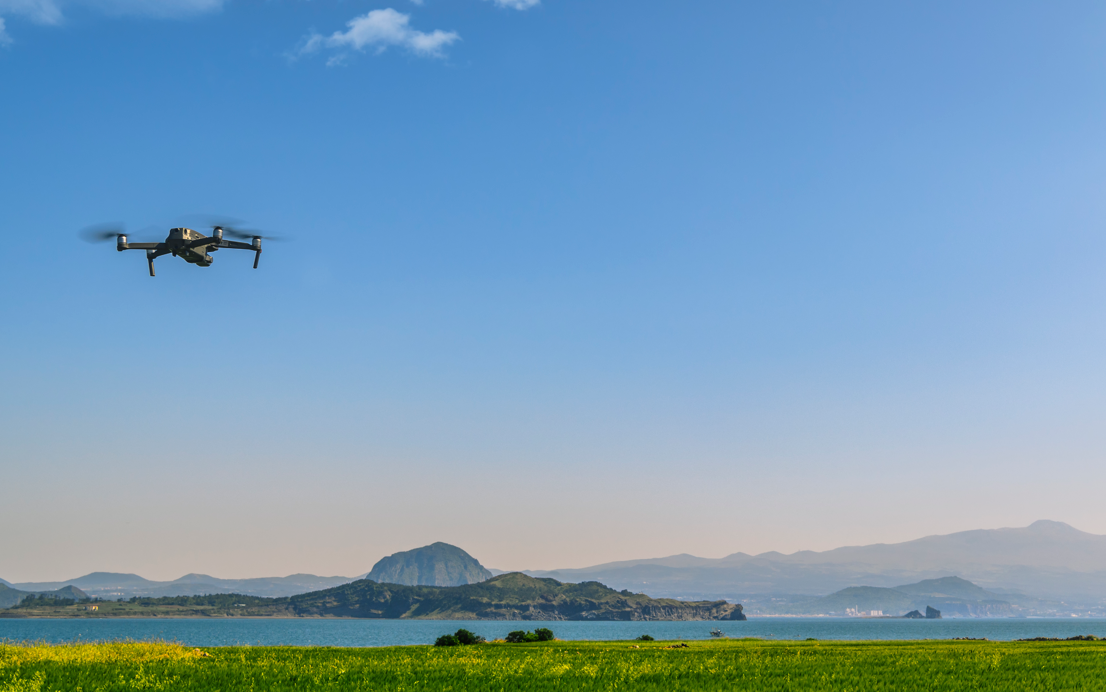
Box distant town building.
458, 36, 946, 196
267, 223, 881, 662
845, 607, 882, 617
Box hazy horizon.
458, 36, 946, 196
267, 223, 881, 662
5, 2, 1106, 584
2, 519, 1100, 584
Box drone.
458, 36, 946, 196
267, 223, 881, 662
82, 223, 278, 277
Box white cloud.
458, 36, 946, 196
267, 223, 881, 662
297, 8, 459, 63
489, 0, 538, 9
0, 17, 11, 45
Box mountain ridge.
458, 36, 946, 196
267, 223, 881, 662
780, 576, 1022, 617
8, 572, 358, 600
7, 522, 1104, 607
0, 583, 89, 609
526, 521, 1106, 605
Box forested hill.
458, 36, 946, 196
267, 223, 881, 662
3, 573, 746, 621
285, 573, 744, 620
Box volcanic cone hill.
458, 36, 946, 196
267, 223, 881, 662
366, 542, 492, 587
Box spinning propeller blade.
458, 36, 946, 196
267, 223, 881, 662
222, 227, 283, 241
182, 214, 285, 241
79, 223, 127, 242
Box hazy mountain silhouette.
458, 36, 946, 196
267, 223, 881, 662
0, 583, 89, 609
529, 521, 1106, 603
8, 572, 357, 600
784, 577, 1020, 617
8, 522, 1104, 606
5, 543, 493, 600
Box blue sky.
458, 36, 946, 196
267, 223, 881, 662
3, 1, 1106, 581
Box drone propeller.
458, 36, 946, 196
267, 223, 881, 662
181, 215, 285, 241
221, 227, 283, 241
79, 223, 127, 242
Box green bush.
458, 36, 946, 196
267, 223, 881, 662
636, 634, 654, 641
454, 629, 485, 646
436, 629, 485, 647
505, 629, 554, 643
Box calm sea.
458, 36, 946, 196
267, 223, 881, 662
2, 618, 1106, 647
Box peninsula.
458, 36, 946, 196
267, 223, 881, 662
1, 573, 746, 621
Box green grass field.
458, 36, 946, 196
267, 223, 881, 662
2, 639, 1105, 691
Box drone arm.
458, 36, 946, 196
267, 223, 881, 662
141, 245, 172, 277
215, 239, 262, 268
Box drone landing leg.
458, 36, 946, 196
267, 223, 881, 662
253, 249, 262, 269
147, 251, 156, 277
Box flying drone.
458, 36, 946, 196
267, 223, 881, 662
81, 222, 279, 277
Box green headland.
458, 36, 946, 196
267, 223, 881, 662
0, 572, 746, 621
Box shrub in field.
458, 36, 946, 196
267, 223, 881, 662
636, 634, 654, 641
454, 629, 485, 645
435, 629, 486, 646
505, 629, 554, 643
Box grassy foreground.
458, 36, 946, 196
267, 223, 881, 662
2, 639, 1105, 691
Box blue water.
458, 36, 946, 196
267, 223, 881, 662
2, 618, 1106, 647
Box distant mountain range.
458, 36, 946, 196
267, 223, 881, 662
0, 583, 88, 609
2, 543, 494, 602
6, 522, 1106, 613
5, 572, 357, 600
525, 521, 1106, 609
782, 576, 1022, 617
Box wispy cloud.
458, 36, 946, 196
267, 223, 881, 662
488, 0, 539, 9
0, 0, 223, 43
0, 0, 63, 25
86, 0, 224, 18
295, 8, 459, 64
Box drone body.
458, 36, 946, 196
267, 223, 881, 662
88, 225, 271, 276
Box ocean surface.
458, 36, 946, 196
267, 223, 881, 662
2, 618, 1106, 647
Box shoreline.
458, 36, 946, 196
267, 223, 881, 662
0, 613, 745, 621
